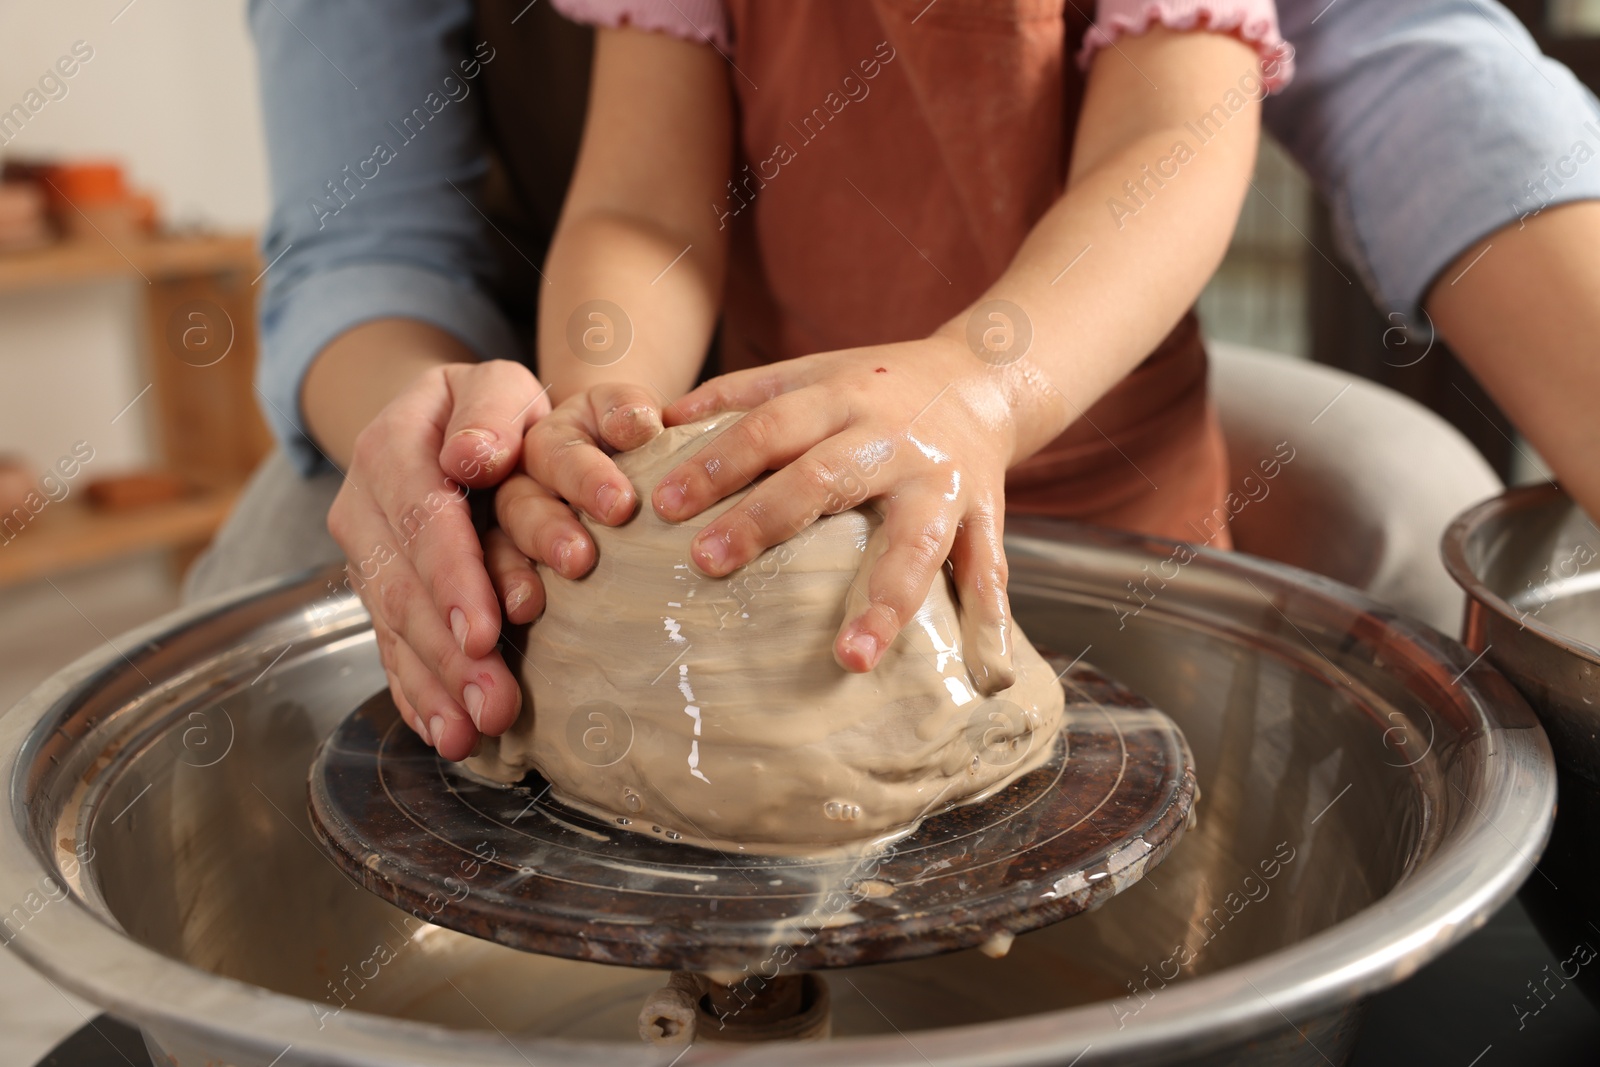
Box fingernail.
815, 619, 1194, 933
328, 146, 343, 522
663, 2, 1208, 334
428, 715, 446, 749
657, 481, 686, 516
450, 428, 494, 451
451, 429, 504, 475
616, 405, 661, 436
554, 537, 578, 575
595, 482, 620, 521
505, 583, 531, 615
450, 607, 469, 651
843, 628, 880, 668
694, 533, 729, 574
462, 684, 485, 729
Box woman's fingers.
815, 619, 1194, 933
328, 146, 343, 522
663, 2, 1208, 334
483, 526, 546, 625
654, 390, 851, 525
384, 660, 423, 740
351, 512, 522, 741
335, 453, 517, 725
834, 491, 959, 673
947, 501, 1016, 695
523, 407, 637, 526
383, 627, 481, 760
437, 360, 553, 488
587, 381, 666, 451
678, 427, 885, 577
495, 475, 596, 580
331, 359, 560, 763
369, 606, 472, 755
355, 387, 503, 662
665, 362, 807, 425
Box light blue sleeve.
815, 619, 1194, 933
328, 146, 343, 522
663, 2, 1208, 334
248, 0, 523, 474
1267, 0, 1600, 316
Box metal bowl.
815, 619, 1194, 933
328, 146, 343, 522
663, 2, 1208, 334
1, 520, 1554, 1066
1442, 482, 1600, 1006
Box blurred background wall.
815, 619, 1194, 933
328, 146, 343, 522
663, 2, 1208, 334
0, 10, 268, 1050
0, 0, 266, 477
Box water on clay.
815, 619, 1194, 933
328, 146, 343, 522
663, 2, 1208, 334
469, 414, 1069, 853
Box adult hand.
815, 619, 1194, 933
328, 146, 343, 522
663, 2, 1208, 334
326, 360, 552, 760
650, 337, 1024, 695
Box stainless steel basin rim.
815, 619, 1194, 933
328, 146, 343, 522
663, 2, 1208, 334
0, 523, 1556, 1066
1441, 483, 1600, 666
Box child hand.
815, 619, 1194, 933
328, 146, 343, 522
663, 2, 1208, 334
493, 381, 668, 587
652, 337, 1024, 694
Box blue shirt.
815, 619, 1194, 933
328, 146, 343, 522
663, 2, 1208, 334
251, 0, 1600, 473
1269, 0, 1600, 322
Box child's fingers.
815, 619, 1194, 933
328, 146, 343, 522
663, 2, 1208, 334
665, 365, 800, 425
437, 360, 552, 487
653, 390, 848, 523
834, 491, 959, 674
680, 427, 885, 577
483, 526, 547, 625
947, 502, 1016, 695
494, 474, 596, 580
523, 411, 638, 526
587, 382, 665, 451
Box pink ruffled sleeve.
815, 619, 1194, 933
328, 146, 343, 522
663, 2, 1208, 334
549, 0, 729, 50
1080, 0, 1295, 91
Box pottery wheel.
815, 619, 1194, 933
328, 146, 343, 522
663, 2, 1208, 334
307, 659, 1195, 972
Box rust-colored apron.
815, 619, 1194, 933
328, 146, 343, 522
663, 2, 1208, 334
477, 0, 1229, 544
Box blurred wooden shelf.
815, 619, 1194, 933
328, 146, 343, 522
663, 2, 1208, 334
0, 229, 269, 587
0, 490, 238, 589
0, 233, 259, 292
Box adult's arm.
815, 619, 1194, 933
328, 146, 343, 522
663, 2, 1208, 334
250, 0, 549, 758
1428, 205, 1600, 514
249, 0, 524, 470
1266, 0, 1600, 512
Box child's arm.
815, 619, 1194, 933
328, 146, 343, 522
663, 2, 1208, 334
656, 27, 1268, 686
493, 26, 730, 582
